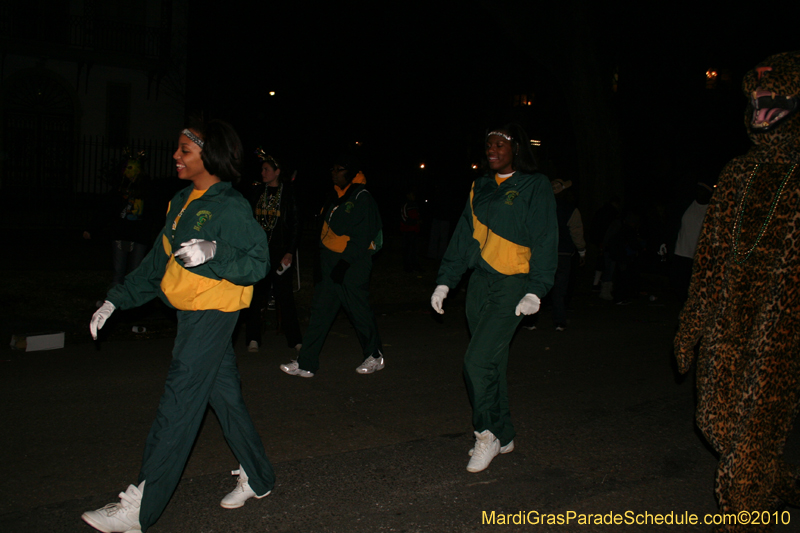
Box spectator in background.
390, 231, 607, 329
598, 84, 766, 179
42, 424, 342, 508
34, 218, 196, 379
551, 179, 586, 330
588, 196, 620, 294
84, 150, 152, 288
672, 181, 713, 301
400, 187, 422, 272
427, 180, 454, 262
606, 211, 645, 304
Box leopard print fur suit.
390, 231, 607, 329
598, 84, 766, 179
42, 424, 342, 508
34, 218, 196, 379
675, 51, 800, 532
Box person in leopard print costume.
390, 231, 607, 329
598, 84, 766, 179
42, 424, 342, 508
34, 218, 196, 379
675, 51, 800, 531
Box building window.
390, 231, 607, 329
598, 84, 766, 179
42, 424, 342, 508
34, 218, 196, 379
512, 93, 533, 107
106, 82, 131, 147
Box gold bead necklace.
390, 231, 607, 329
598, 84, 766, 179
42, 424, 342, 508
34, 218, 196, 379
732, 163, 797, 265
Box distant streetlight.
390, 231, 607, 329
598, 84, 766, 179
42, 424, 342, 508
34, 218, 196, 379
269, 91, 276, 96
471, 164, 478, 170
420, 163, 425, 169
706, 70, 718, 89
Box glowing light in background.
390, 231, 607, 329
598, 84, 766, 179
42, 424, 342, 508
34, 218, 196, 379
706, 70, 718, 89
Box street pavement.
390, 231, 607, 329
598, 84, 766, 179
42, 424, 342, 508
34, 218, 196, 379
2, 274, 800, 532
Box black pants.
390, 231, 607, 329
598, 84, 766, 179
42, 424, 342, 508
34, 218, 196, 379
245, 268, 302, 348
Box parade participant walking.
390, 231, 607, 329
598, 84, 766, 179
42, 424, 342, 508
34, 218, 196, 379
280, 154, 384, 377
83, 120, 275, 533
244, 149, 302, 353
431, 123, 557, 473
675, 51, 800, 531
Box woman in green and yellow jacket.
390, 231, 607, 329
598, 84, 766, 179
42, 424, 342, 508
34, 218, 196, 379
431, 123, 558, 474
83, 120, 275, 533
280, 154, 384, 377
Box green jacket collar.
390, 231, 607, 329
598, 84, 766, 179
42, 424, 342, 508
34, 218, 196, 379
177, 180, 232, 203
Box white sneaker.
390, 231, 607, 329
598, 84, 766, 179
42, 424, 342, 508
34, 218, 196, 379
280, 360, 314, 378
356, 354, 385, 374
466, 430, 501, 473
220, 467, 271, 509
247, 340, 259, 352
81, 481, 144, 533
469, 439, 514, 456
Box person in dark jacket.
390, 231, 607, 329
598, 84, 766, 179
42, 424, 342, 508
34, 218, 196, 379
244, 151, 302, 352
83, 151, 153, 287
551, 180, 586, 330
400, 187, 422, 272
82, 120, 275, 533
430, 123, 558, 473
280, 154, 384, 377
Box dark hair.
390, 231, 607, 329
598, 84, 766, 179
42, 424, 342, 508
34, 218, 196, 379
185, 118, 243, 182
333, 152, 361, 183
261, 156, 280, 172
484, 123, 538, 174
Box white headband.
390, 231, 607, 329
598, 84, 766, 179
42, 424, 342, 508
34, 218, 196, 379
182, 129, 204, 148
487, 131, 512, 141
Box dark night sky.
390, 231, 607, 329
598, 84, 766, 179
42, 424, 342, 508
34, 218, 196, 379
184, 1, 800, 216
187, 3, 505, 159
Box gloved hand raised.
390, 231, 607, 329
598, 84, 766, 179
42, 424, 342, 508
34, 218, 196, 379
430, 285, 449, 315
174, 239, 216, 267
90, 301, 116, 340
514, 293, 540, 316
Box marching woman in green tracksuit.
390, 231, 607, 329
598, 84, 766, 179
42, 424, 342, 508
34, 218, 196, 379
431, 123, 558, 473
280, 154, 384, 377
83, 120, 275, 533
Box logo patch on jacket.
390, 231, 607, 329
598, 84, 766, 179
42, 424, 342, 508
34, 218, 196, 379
344, 201, 355, 213
194, 210, 212, 231
504, 191, 519, 205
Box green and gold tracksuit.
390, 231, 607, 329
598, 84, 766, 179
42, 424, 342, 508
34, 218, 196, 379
106, 181, 274, 532
436, 171, 557, 446
297, 173, 383, 373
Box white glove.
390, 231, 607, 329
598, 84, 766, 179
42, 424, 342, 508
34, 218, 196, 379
174, 239, 216, 267
515, 294, 541, 316
430, 285, 449, 315
90, 300, 116, 340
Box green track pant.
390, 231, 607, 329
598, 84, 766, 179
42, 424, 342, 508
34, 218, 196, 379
297, 263, 382, 374
137, 309, 274, 531
464, 269, 526, 447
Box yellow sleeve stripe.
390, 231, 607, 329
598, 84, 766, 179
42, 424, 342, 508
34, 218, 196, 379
470, 186, 531, 276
